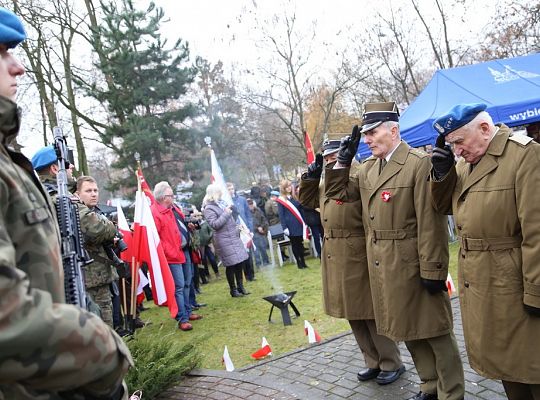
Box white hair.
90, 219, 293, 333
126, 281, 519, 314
463, 111, 495, 133
202, 183, 223, 205
153, 181, 172, 201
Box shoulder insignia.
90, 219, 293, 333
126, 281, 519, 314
409, 147, 428, 158
508, 134, 534, 146
362, 156, 376, 164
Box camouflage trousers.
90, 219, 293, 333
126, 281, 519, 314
87, 284, 113, 328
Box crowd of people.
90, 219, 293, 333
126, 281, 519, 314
2, 6, 539, 400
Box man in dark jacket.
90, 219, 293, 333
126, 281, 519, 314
247, 198, 270, 266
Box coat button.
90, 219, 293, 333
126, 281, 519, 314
437, 263, 442, 269
370, 215, 374, 220
375, 261, 379, 266
457, 225, 462, 230
464, 281, 470, 288
327, 255, 331, 259
324, 218, 328, 222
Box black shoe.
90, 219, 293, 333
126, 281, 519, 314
194, 302, 207, 308
230, 289, 243, 297
375, 364, 405, 385
238, 286, 251, 295
408, 392, 438, 400
357, 367, 380, 381
133, 317, 146, 329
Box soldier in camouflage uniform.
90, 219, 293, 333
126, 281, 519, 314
0, 7, 132, 399
31, 145, 77, 196
76, 175, 118, 328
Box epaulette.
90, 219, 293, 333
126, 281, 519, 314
508, 134, 534, 146
362, 156, 377, 164
409, 147, 428, 158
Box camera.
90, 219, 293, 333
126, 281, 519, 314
103, 231, 128, 267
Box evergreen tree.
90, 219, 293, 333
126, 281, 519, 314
81, 0, 197, 190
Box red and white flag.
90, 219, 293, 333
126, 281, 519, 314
116, 203, 149, 300
304, 131, 315, 165
210, 148, 253, 248
222, 346, 235, 371
136, 166, 155, 205
132, 190, 177, 318
275, 197, 310, 241
304, 320, 322, 344
251, 337, 272, 360
446, 273, 456, 297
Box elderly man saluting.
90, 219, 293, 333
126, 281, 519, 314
431, 103, 540, 400
325, 102, 464, 400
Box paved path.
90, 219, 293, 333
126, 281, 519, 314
158, 297, 507, 399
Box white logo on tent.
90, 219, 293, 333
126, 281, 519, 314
489, 65, 540, 84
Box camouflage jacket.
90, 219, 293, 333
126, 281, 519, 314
38, 172, 77, 198
0, 96, 132, 400
78, 204, 118, 288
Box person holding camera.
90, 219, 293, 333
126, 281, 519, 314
76, 175, 119, 328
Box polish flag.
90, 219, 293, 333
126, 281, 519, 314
304, 131, 315, 164
133, 190, 178, 318
251, 337, 272, 359
222, 346, 235, 371
446, 273, 456, 297
136, 166, 155, 205
304, 320, 322, 344
116, 203, 148, 299
210, 148, 253, 248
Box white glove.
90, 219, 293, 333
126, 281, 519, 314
283, 228, 289, 236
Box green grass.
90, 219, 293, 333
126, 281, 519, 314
131, 243, 460, 370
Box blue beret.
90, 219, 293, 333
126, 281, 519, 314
433, 103, 488, 136
31, 145, 57, 171
0, 7, 25, 48
270, 190, 279, 196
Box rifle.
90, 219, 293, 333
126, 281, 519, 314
53, 126, 93, 309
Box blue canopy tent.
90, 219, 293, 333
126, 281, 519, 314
356, 52, 540, 159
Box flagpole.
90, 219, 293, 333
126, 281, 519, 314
128, 152, 142, 333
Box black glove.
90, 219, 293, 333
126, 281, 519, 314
305, 153, 323, 180
421, 278, 448, 295
337, 125, 361, 167
524, 304, 540, 317
431, 135, 455, 179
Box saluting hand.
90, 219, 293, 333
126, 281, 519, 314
337, 125, 361, 167
431, 135, 455, 179
306, 153, 324, 180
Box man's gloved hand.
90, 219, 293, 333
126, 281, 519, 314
524, 304, 540, 317
337, 125, 361, 167
305, 153, 323, 180
421, 278, 448, 295
432, 135, 455, 179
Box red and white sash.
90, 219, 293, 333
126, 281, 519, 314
276, 197, 310, 240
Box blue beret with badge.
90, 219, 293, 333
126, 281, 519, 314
433, 103, 488, 136
31, 145, 57, 171
0, 7, 26, 48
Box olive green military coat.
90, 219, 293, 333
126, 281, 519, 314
326, 142, 453, 341
431, 126, 540, 383
298, 168, 373, 320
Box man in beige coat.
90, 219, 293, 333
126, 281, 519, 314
431, 103, 540, 400
326, 103, 464, 400
299, 139, 403, 385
